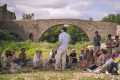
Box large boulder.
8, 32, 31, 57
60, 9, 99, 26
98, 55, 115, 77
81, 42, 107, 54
87, 43, 106, 50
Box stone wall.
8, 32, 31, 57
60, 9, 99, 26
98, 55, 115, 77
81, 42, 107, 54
0, 4, 16, 20
117, 25, 120, 35
21, 13, 34, 20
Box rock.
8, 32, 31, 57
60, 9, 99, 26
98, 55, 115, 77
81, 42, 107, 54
87, 45, 94, 49
87, 43, 106, 50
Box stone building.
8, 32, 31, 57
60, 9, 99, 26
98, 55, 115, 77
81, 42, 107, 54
0, 4, 16, 20
21, 13, 34, 20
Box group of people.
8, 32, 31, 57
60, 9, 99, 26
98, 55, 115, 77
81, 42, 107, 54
1, 48, 27, 71
0, 27, 120, 75
79, 31, 120, 75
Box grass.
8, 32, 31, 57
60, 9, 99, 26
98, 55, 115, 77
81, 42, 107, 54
0, 70, 111, 80
0, 40, 94, 62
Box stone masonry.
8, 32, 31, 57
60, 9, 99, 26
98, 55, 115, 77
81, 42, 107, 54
0, 19, 118, 42
21, 13, 34, 20
0, 4, 16, 20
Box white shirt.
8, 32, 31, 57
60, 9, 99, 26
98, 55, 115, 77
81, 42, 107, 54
114, 56, 120, 62
1, 54, 5, 58
79, 54, 84, 57
33, 54, 42, 66
49, 52, 52, 55
12, 55, 16, 59
59, 32, 70, 51
102, 58, 114, 68
55, 55, 57, 59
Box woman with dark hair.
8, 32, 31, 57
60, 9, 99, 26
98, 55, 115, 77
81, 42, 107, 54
2, 51, 13, 70
112, 35, 119, 53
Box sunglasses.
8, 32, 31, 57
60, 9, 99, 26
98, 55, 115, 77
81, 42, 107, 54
13, 52, 15, 53
39, 52, 42, 53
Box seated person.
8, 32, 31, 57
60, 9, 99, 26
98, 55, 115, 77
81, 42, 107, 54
87, 50, 105, 72
33, 49, 49, 68
52, 50, 57, 62
79, 48, 84, 61
1, 50, 8, 64
98, 54, 114, 73
83, 48, 89, 61
69, 49, 77, 63
81, 50, 94, 67
18, 48, 27, 63
11, 50, 23, 66
49, 49, 54, 56
2, 51, 13, 70
94, 50, 100, 65
49, 49, 57, 63
107, 50, 120, 74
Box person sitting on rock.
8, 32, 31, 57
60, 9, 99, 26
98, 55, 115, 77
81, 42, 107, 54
79, 48, 84, 61
69, 49, 77, 63
33, 49, 49, 68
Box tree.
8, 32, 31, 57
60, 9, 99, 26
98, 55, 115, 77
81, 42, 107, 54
101, 13, 120, 25
89, 17, 93, 21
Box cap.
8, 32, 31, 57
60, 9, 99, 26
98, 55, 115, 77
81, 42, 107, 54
61, 27, 66, 31
108, 34, 111, 36
81, 48, 84, 51
111, 54, 115, 58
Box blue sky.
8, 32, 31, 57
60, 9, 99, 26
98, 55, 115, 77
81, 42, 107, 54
0, 0, 120, 21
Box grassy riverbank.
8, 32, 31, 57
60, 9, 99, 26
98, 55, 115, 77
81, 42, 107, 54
0, 40, 94, 63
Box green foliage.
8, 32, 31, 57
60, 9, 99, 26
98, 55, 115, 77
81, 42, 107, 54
40, 25, 89, 44
89, 17, 93, 21
16, 76, 25, 80
101, 13, 120, 24
0, 29, 23, 41
101, 36, 107, 43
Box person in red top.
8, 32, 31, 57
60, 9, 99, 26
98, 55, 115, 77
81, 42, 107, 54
79, 48, 84, 61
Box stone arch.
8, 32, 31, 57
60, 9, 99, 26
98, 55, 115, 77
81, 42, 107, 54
38, 24, 90, 42
9, 31, 24, 41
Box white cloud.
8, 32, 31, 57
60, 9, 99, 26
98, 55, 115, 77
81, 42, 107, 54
0, 0, 120, 20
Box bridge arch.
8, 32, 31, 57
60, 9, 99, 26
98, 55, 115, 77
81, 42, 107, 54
39, 24, 90, 43
9, 31, 24, 41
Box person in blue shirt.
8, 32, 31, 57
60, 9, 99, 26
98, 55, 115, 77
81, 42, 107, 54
93, 31, 101, 53
55, 27, 70, 71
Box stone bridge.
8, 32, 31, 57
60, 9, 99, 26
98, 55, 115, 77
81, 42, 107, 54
0, 19, 118, 42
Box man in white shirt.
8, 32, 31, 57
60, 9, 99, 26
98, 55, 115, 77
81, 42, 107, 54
55, 27, 70, 70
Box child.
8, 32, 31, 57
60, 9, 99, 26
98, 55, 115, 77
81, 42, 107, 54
79, 48, 84, 61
